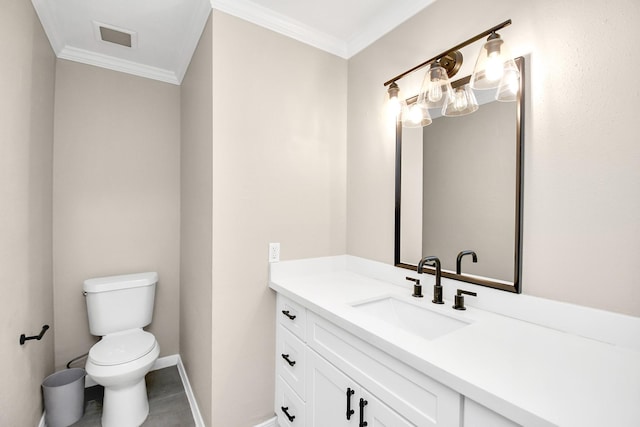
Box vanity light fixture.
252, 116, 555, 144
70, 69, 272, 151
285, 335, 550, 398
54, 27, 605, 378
384, 19, 519, 127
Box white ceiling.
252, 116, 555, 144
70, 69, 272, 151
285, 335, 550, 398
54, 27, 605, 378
31, 0, 435, 85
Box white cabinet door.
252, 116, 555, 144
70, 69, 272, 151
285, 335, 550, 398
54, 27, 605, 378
306, 348, 415, 427
360, 389, 415, 427
306, 348, 356, 427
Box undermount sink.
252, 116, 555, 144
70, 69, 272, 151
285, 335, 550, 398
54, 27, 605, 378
351, 296, 470, 340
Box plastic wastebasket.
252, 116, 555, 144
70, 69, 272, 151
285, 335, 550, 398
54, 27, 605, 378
42, 368, 86, 427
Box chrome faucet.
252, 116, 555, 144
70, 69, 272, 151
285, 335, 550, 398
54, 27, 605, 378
456, 250, 478, 275
417, 256, 444, 304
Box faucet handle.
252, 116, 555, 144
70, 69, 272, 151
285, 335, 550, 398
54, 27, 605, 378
406, 277, 423, 298
453, 289, 477, 310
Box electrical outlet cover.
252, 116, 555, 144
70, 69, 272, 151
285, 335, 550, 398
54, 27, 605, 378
269, 242, 280, 263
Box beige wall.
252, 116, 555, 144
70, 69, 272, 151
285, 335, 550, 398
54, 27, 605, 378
347, 0, 640, 316
210, 10, 347, 425
0, 1, 55, 425
180, 12, 213, 427
52, 60, 181, 369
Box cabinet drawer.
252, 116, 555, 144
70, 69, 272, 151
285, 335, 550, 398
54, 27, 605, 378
307, 311, 461, 427
277, 295, 307, 341
276, 375, 306, 427
277, 324, 306, 400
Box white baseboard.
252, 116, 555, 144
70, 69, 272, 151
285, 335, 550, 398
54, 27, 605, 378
41, 354, 204, 427
254, 416, 278, 427
175, 354, 206, 427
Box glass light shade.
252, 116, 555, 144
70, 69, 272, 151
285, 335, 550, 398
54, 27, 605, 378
470, 34, 518, 90
386, 83, 402, 121
495, 61, 520, 102
442, 85, 479, 117
419, 64, 453, 109
402, 101, 432, 128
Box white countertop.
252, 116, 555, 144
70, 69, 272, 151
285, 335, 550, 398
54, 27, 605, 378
269, 256, 640, 427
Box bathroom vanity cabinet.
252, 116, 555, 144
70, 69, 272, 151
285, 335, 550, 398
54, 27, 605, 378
274, 294, 514, 427
271, 255, 640, 427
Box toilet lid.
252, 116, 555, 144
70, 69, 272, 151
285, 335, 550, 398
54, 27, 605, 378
89, 330, 156, 366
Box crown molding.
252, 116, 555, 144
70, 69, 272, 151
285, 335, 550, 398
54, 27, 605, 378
33, 0, 432, 81
346, 0, 437, 57
210, 0, 348, 58
58, 46, 180, 85
32, 0, 211, 85
211, 0, 436, 59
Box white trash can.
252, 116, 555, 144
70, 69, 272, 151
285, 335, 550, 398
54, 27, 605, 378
42, 368, 86, 427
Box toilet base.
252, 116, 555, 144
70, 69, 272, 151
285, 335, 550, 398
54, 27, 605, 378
102, 378, 149, 427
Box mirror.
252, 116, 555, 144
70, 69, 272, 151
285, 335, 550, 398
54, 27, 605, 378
394, 57, 524, 293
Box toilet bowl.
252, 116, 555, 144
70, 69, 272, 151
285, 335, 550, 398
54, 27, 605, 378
83, 272, 159, 427
86, 330, 160, 427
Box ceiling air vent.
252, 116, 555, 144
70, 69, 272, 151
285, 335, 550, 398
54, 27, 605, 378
93, 22, 137, 48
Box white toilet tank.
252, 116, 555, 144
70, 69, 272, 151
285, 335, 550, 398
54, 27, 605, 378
84, 272, 158, 336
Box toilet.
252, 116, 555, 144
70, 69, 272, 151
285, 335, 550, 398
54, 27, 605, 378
83, 272, 160, 427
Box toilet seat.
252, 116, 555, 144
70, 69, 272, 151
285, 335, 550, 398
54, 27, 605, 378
89, 330, 156, 366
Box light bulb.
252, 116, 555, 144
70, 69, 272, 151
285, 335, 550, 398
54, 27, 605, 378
386, 82, 402, 119
388, 95, 402, 117
428, 83, 443, 103
453, 88, 468, 112
496, 64, 520, 102
505, 72, 519, 94
402, 101, 432, 128
485, 51, 504, 82
408, 104, 423, 124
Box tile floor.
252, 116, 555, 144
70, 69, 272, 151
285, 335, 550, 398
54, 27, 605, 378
72, 366, 195, 426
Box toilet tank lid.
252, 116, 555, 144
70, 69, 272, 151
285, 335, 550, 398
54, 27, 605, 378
83, 272, 158, 293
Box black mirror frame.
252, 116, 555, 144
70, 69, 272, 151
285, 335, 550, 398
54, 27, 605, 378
394, 56, 525, 293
